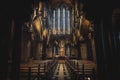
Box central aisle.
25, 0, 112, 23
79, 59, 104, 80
52, 60, 71, 80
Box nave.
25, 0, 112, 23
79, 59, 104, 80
0, 0, 120, 80
52, 60, 70, 80
18, 57, 96, 80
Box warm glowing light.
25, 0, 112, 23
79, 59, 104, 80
82, 18, 91, 28
43, 28, 47, 38
38, 2, 42, 12
33, 17, 42, 33
60, 48, 64, 51
76, 29, 80, 37
88, 77, 91, 80
33, 9, 36, 18
80, 15, 83, 29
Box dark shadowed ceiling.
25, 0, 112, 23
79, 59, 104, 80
49, 0, 72, 5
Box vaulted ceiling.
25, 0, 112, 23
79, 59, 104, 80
48, 0, 73, 9
49, 0, 72, 5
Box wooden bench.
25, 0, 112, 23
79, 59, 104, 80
65, 59, 96, 80
20, 59, 58, 80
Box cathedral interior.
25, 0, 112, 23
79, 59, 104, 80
0, 0, 120, 80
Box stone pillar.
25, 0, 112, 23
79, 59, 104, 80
36, 42, 42, 60
21, 32, 31, 63
65, 46, 67, 56
81, 43, 87, 60
52, 46, 54, 58
85, 37, 93, 60
46, 47, 52, 58
42, 38, 47, 60
67, 46, 70, 57
0, 16, 11, 80
93, 7, 115, 80
70, 46, 72, 58
91, 37, 96, 63
76, 40, 81, 59
11, 20, 22, 80
30, 40, 38, 60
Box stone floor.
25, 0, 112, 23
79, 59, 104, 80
52, 60, 71, 80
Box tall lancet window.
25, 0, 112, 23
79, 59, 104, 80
63, 8, 65, 34
53, 10, 56, 34
67, 10, 70, 34
52, 6, 70, 35
58, 8, 60, 34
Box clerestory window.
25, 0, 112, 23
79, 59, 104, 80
52, 7, 70, 35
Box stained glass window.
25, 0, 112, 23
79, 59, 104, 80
68, 10, 70, 34
52, 7, 70, 35
63, 8, 65, 34
53, 10, 56, 34
58, 8, 60, 34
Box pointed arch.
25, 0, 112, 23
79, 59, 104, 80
52, 3, 71, 35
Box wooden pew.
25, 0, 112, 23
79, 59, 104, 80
65, 58, 96, 80
20, 59, 58, 80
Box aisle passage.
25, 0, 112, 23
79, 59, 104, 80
52, 61, 71, 80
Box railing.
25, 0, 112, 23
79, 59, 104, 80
65, 58, 96, 80
20, 59, 58, 80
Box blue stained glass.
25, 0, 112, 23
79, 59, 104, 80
63, 8, 65, 34
68, 10, 70, 34
52, 8, 70, 35
53, 10, 55, 30
58, 8, 60, 34
53, 10, 55, 34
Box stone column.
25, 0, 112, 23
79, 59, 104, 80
85, 37, 93, 60
65, 46, 67, 56
81, 43, 87, 60
76, 40, 81, 59
70, 46, 72, 58
21, 31, 31, 62
91, 37, 96, 62
36, 42, 42, 60
42, 37, 47, 60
